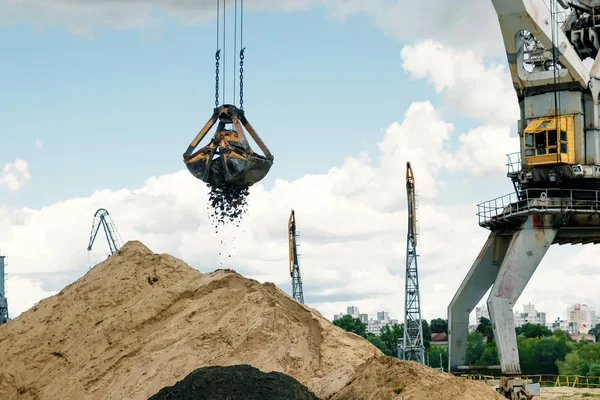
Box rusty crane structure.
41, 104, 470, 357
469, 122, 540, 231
449, 0, 600, 398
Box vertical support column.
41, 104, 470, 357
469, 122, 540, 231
584, 86, 600, 164
448, 232, 511, 371
487, 215, 557, 374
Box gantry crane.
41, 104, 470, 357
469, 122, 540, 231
449, 1, 600, 398
288, 209, 304, 304
403, 162, 425, 364
87, 209, 124, 259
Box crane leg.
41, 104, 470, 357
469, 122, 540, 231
487, 215, 557, 374
448, 231, 511, 371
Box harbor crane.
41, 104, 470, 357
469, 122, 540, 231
402, 162, 425, 364
449, 0, 600, 398
87, 208, 124, 259
288, 209, 304, 304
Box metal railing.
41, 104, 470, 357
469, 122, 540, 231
506, 152, 522, 175
461, 373, 600, 389
477, 188, 600, 226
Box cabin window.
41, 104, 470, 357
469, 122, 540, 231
524, 116, 573, 165
560, 130, 568, 154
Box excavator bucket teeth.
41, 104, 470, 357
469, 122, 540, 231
183, 104, 274, 187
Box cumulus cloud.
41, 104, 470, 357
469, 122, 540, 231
35, 140, 43, 148
0, 100, 596, 325
5, 276, 56, 318
401, 40, 519, 126
0, 0, 505, 54
1, 160, 32, 192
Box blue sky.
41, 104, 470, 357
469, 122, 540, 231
0, 6, 455, 208
2, 0, 596, 325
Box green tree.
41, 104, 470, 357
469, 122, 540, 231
465, 331, 486, 364
516, 323, 552, 338
422, 320, 432, 350
478, 341, 500, 365
476, 317, 493, 340
379, 324, 404, 357
518, 336, 537, 374
333, 315, 367, 338
589, 324, 600, 341
557, 341, 600, 380
428, 344, 449, 371
366, 333, 386, 354
557, 352, 583, 375
531, 336, 571, 374
430, 318, 448, 334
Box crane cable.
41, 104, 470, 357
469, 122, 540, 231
215, 0, 220, 107
214, 0, 245, 108
550, 0, 562, 163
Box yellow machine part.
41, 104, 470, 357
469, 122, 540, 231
523, 115, 575, 166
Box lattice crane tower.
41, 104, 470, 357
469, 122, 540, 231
448, 0, 600, 397
403, 162, 424, 363
0, 254, 8, 325
288, 209, 304, 304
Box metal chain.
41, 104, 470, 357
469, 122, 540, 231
239, 48, 245, 109
215, 50, 221, 107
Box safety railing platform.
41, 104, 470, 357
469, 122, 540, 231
477, 188, 600, 229
506, 152, 522, 177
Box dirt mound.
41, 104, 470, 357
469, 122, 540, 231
330, 355, 505, 400
0, 241, 379, 400
149, 364, 320, 400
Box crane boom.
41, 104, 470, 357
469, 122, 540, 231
402, 162, 424, 364
87, 208, 123, 256
288, 209, 304, 304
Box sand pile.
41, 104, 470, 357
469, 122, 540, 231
149, 364, 319, 400
0, 241, 506, 400
330, 355, 505, 400
0, 241, 379, 400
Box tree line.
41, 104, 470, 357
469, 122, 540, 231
333, 314, 600, 376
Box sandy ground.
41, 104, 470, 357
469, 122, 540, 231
0, 241, 507, 400
539, 387, 600, 399
330, 355, 505, 400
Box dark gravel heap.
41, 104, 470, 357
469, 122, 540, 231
207, 159, 250, 227
148, 365, 320, 400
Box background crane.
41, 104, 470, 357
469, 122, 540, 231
402, 162, 425, 364
288, 209, 304, 304
87, 209, 124, 262
0, 255, 8, 325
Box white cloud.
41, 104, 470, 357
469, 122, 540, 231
35, 140, 43, 148
1, 160, 32, 192
5, 276, 56, 318
454, 125, 519, 177
0, 0, 505, 55
0, 99, 596, 326
401, 40, 519, 126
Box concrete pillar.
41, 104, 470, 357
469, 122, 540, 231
487, 215, 557, 374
